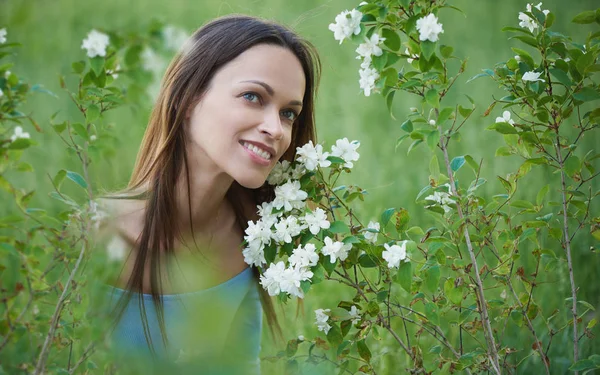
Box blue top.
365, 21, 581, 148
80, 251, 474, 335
105, 267, 262, 374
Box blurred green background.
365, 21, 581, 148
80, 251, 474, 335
1, 0, 599, 373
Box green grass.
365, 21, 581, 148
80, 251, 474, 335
1, 0, 599, 373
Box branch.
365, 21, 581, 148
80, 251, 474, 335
437, 122, 502, 374
33, 239, 88, 375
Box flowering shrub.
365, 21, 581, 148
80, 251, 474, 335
256, 1, 600, 374
0, 22, 183, 374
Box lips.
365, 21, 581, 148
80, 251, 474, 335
240, 140, 275, 161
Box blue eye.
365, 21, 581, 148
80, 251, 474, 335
281, 109, 298, 123
242, 92, 260, 103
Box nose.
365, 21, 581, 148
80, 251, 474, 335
258, 108, 284, 140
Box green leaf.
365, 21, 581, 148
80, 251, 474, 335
326, 323, 343, 347
401, 119, 413, 133
53, 170, 67, 189
429, 154, 440, 180
356, 340, 372, 362
425, 88, 439, 108
573, 87, 600, 102
569, 359, 596, 371
381, 208, 396, 228
444, 278, 463, 304
424, 302, 440, 325
395, 261, 412, 292
549, 68, 572, 87
382, 29, 400, 51
71, 122, 89, 140
66, 171, 88, 189
72, 60, 86, 74
421, 40, 436, 60
7, 138, 32, 150
572, 10, 596, 24
90, 56, 104, 76
86, 104, 101, 123
510, 35, 538, 48
386, 90, 396, 119
487, 122, 518, 134
564, 156, 581, 177
358, 254, 378, 268
440, 45, 453, 59
437, 107, 453, 124
536, 185, 550, 206
329, 221, 350, 234
450, 156, 465, 172
425, 265, 440, 293
464, 155, 479, 173
510, 200, 535, 209
511, 47, 535, 68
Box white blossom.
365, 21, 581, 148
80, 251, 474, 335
363, 221, 380, 243
89, 200, 108, 230
500, 289, 507, 299
518, 12, 538, 33
267, 160, 291, 185
328, 9, 363, 44
382, 241, 408, 268
360, 55, 372, 70
141, 47, 166, 73
315, 308, 332, 334
495, 110, 515, 126
243, 240, 266, 267
296, 141, 331, 171
322, 236, 352, 263
10, 125, 31, 144
425, 187, 454, 213
260, 261, 286, 296
273, 180, 308, 212
280, 265, 313, 298
429, 119, 436, 126
0, 28, 6, 44
32, 305, 40, 315
106, 64, 120, 79
514, 55, 521, 61
409, 107, 418, 112
528, 2, 550, 16
405, 48, 418, 64
349, 305, 361, 324
331, 138, 360, 168
297, 335, 305, 341
359, 65, 379, 97
356, 33, 385, 59
522, 71, 545, 82
245, 220, 272, 247
416, 14, 444, 42
81, 30, 109, 58
163, 25, 188, 51
290, 163, 306, 180
289, 243, 319, 269
273, 216, 304, 244
90, 135, 97, 142
0, 88, 3, 98
302, 208, 331, 235
106, 235, 127, 261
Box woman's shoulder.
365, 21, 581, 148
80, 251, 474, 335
95, 194, 146, 245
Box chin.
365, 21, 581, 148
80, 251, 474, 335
236, 175, 268, 190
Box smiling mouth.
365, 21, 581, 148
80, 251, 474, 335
241, 141, 273, 161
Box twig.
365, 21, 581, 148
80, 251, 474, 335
33, 240, 88, 375
554, 136, 579, 368
437, 122, 502, 374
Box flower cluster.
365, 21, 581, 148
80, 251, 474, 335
518, 2, 550, 33
522, 71, 545, 83
81, 30, 109, 58
10, 126, 30, 142
328, 9, 363, 44
495, 110, 515, 126
416, 14, 444, 42
245, 139, 362, 298
382, 241, 408, 268
424, 184, 454, 213
315, 309, 331, 334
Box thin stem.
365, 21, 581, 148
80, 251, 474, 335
554, 136, 579, 368
33, 240, 88, 375
437, 122, 501, 375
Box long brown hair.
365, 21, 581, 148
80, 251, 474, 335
112, 15, 321, 354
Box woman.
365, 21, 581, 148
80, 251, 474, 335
103, 14, 320, 374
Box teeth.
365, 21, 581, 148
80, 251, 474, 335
243, 142, 272, 160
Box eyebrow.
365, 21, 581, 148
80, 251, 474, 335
240, 80, 303, 107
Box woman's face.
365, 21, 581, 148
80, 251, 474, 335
186, 44, 306, 189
